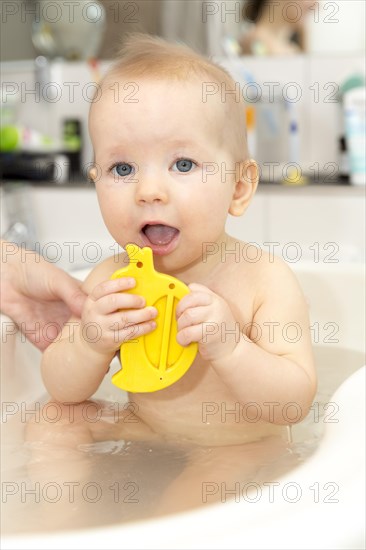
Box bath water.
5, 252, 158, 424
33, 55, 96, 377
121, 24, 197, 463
1, 346, 363, 535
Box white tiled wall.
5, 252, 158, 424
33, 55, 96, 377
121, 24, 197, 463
225, 186, 365, 263
2, 186, 362, 271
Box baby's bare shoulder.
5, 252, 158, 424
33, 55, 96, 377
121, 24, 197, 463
243, 247, 305, 310
249, 248, 298, 279
229, 243, 292, 279
233, 245, 303, 307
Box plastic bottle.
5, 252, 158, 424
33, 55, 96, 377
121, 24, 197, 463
343, 87, 366, 185
245, 106, 257, 158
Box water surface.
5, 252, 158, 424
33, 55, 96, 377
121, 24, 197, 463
1, 346, 363, 534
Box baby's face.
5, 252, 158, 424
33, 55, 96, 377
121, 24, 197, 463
89, 78, 240, 272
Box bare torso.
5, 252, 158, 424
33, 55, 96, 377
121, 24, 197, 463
91, 241, 285, 445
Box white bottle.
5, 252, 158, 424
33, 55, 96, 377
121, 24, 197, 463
344, 87, 366, 185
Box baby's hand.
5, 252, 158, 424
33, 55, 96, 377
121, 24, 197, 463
81, 277, 157, 356
176, 283, 238, 363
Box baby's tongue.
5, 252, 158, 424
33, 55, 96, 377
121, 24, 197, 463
143, 224, 178, 246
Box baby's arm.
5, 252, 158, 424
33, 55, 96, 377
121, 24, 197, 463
176, 257, 316, 424
41, 258, 157, 403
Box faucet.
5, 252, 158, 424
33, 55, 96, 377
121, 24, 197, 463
1, 183, 38, 250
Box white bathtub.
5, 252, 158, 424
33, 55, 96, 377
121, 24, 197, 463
1, 262, 365, 550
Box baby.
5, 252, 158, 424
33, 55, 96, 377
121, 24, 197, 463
41, 34, 316, 447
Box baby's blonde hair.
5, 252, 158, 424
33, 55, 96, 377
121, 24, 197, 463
109, 33, 234, 81
99, 33, 248, 161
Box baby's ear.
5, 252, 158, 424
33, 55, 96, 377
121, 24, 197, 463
88, 165, 98, 183
229, 159, 259, 216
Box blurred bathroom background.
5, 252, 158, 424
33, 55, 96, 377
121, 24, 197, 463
0, 0, 365, 269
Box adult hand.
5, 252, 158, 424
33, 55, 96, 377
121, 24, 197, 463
1, 241, 87, 350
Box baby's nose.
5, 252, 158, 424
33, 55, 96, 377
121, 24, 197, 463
135, 177, 168, 204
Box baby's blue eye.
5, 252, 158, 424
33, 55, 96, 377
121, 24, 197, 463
172, 159, 195, 173
112, 163, 133, 177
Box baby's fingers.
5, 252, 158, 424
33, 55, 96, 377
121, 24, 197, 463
176, 305, 208, 332
96, 292, 146, 315
112, 319, 157, 345
90, 278, 136, 301
109, 306, 157, 331
109, 307, 157, 344
176, 290, 212, 318
176, 324, 203, 347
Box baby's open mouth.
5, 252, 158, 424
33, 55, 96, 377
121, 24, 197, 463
141, 224, 179, 246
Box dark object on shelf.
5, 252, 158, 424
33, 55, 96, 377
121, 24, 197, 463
338, 136, 350, 183
62, 119, 82, 179
0, 152, 69, 183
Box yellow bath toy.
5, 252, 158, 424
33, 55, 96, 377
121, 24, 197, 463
110, 244, 198, 393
